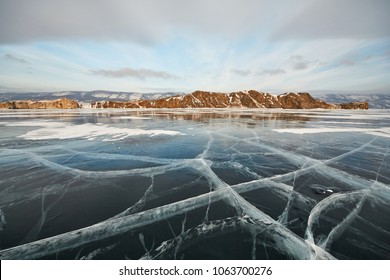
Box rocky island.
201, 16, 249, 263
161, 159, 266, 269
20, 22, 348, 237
0, 91, 368, 109
0, 98, 80, 109
91, 90, 369, 109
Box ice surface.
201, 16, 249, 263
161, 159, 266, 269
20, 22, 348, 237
0, 109, 389, 259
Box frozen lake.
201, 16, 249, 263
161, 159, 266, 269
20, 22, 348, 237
0, 109, 389, 259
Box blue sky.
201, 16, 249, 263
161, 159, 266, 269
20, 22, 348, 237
0, 0, 389, 94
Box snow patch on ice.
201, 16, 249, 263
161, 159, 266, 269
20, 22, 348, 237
8, 121, 183, 141
274, 127, 390, 138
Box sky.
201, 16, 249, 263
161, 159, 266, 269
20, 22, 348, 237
0, 0, 390, 94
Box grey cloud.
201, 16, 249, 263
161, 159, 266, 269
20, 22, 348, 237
290, 55, 309, 71
0, 0, 266, 44
290, 55, 303, 61
257, 68, 286, 76
231, 68, 286, 76
90, 67, 179, 80
4, 54, 30, 64
336, 54, 377, 67
272, 0, 390, 40
339, 59, 356, 67
293, 62, 308, 70
231, 69, 251, 76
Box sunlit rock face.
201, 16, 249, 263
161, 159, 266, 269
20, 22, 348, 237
337, 102, 369, 109
90, 91, 368, 109
277, 92, 336, 109
0, 109, 388, 260
0, 98, 80, 109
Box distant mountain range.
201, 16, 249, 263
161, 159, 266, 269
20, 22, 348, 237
0, 90, 388, 108
316, 93, 390, 109
0, 90, 180, 103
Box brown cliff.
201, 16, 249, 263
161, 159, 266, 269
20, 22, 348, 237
91, 91, 368, 110
0, 98, 80, 109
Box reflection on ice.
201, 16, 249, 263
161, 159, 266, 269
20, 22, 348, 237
0, 109, 389, 259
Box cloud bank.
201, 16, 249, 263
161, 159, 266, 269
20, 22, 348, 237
272, 0, 390, 40
1, 0, 389, 45
0, 0, 264, 44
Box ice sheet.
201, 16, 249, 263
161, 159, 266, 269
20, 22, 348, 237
0, 109, 389, 260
